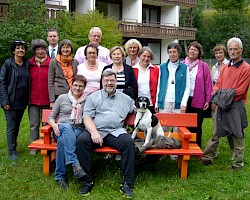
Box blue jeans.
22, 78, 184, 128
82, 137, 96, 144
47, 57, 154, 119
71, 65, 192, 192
54, 123, 83, 180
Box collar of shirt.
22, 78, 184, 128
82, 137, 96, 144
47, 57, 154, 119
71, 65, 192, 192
49, 45, 58, 52
229, 59, 243, 68
102, 89, 117, 99
133, 62, 155, 71
215, 58, 229, 68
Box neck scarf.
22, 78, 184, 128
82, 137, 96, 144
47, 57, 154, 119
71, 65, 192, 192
184, 57, 200, 71
67, 90, 85, 125
56, 54, 74, 88
35, 56, 47, 67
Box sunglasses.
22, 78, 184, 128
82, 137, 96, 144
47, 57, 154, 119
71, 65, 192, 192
14, 40, 25, 44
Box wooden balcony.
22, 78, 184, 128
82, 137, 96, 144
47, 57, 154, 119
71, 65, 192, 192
45, 3, 66, 19
118, 21, 196, 40
154, 0, 197, 7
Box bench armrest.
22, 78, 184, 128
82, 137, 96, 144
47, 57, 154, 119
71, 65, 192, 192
41, 124, 53, 144
178, 127, 192, 149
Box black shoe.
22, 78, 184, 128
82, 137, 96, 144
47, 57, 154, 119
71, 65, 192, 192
57, 179, 68, 190
73, 163, 86, 178
120, 183, 133, 197
229, 166, 242, 172
80, 182, 94, 196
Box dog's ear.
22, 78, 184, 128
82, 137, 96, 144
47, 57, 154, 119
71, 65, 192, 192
135, 98, 139, 108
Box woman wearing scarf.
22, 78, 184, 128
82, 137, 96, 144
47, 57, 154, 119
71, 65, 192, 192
28, 39, 50, 155
48, 75, 87, 190
183, 41, 212, 148
48, 39, 78, 108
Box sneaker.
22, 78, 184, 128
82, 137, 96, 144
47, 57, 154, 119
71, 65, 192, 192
104, 153, 112, 159
57, 179, 68, 190
115, 154, 121, 161
200, 159, 212, 165
229, 166, 242, 172
73, 163, 86, 178
80, 182, 94, 196
170, 155, 178, 160
120, 183, 133, 197
30, 150, 37, 155
9, 154, 18, 161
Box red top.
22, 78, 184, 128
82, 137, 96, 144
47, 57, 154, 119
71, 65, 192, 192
29, 56, 50, 105
133, 64, 159, 106
213, 60, 250, 105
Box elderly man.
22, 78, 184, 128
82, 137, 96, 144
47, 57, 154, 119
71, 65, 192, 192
75, 27, 112, 65
46, 28, 59, 59
76, 69, 135, 197
200, 37, 250, 171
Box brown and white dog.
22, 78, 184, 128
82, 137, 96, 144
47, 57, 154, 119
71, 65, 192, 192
131, 96, 164, 147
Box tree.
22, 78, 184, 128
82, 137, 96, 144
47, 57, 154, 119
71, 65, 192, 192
48, 10, 123, 52
210, 0, 248, 11
0, 0, 48, 64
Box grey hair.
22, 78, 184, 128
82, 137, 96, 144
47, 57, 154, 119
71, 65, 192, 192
138, 46, 154, 60
31, 39, 48, 51
227, 37, 243, 49
102, 68, 117, 79
89, 27, 102, 36
124, 39, 142, 55
167, 43, 182, 56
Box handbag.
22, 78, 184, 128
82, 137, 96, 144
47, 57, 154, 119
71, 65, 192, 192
202, 62, 212, 118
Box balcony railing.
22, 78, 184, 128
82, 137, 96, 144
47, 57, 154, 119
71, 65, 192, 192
163, 0, 197, 7
118, 21, 196, 40
45, 4, 66, 19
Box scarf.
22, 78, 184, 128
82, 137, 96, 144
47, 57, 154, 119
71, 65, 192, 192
183, 57, 200, 71
35, 56, 47, 67
68, 90, 85, 125
56, 54, 74, 88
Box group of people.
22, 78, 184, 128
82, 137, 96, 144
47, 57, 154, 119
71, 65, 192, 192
0, 24, 249, 197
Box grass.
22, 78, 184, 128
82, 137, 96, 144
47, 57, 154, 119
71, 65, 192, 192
0, 98, 249, 200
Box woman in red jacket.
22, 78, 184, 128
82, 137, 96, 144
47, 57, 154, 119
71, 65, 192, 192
28, 39, 50, 154
133, 46, 159, 113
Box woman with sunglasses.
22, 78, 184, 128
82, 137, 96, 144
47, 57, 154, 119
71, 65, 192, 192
0, 40, 29, 160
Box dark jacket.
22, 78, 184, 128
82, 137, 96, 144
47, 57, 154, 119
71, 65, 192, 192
0, 57, 29, 108
101, 63, 137, 100
48, 58, 78, 102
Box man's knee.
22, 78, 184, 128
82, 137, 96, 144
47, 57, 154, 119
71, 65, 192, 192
76, 131, 91, 146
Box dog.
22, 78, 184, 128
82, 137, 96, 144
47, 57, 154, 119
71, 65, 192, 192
131, 96, 165, 147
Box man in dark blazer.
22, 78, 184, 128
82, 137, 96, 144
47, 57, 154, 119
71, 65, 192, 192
47, 28, 59, 59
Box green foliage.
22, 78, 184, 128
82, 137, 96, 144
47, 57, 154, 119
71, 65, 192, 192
210, 0, 248, 11
48, 10, 123, 54
0, 0, 48, 65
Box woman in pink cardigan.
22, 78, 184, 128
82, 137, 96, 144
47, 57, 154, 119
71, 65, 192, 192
183, 41, 212, 147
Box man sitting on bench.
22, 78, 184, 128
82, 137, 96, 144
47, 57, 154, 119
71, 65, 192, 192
76, 69, 135, 197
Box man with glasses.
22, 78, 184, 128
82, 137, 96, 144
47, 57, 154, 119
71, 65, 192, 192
75, 27, 112, 65
76, 69, 135, 197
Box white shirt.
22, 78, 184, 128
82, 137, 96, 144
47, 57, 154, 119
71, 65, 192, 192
48, 45, 58, 58
189, 65, 198, 97
134, 62, 152, 105
211, 58, 229, 83
165, 61, 178, 103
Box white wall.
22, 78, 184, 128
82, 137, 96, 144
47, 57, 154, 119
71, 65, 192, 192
161, 39, 178, 63
161, 5, 179, 26
122, 0, 142, 23
76, 0, 95, 13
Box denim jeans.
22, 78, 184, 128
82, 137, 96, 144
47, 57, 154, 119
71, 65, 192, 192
54, 123, 83, 180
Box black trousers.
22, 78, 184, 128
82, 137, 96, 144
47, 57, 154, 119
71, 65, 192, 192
4, 109, 25, 155
186, 97, 204, 148
76, 130, 135, 185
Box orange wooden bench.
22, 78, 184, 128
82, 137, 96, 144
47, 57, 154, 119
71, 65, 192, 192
28, 109, 203, 179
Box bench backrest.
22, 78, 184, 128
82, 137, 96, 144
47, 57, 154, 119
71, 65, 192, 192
125, 112, 197, 127
42, 109, 52, 123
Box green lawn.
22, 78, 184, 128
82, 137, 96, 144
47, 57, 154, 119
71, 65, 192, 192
0, 99, 249, 200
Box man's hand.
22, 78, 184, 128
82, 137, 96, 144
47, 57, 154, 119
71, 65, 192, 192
211, 103, 216, 111
4, 105, 10, 110
91, 132, 103, 146
50, 102, 54, 109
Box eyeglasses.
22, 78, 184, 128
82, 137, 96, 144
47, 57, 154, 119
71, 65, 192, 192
72, 83, 84, 88
15, 40, 25, 44
103, 79, 116, 84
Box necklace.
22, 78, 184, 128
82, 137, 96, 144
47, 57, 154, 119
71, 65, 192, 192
87, 62, 97, 70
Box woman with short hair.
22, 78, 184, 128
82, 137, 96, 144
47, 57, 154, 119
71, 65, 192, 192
28, 39, 50, 154
124, 39, 142, 66
0, 40, 29, 160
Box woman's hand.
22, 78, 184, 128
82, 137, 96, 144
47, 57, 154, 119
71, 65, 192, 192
203, 102, 209, 110
52, 123, 60, 137
3, 105, 10, 110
